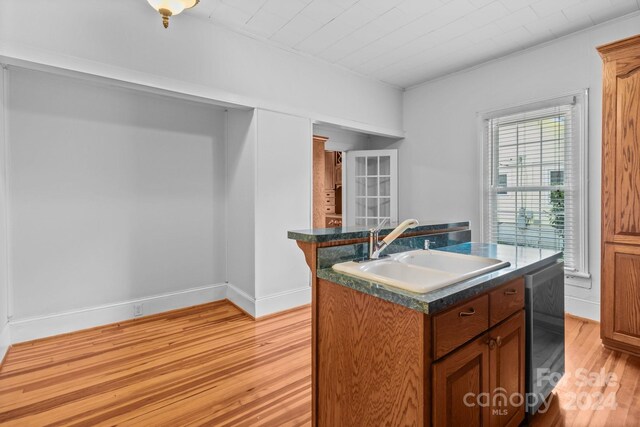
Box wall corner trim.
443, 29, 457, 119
0, 322, 10, 365
225, 283, 311, 319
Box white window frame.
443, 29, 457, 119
478, 90, 590, 288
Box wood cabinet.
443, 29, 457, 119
433, 333, 490, 427
598, 34, 640, 356
314, 276, 526, 426
313, 135, 342, 228
488, 310, 526, 427
324, 151, 336, 190
433, 294, 489, 359
433, 310, 525, 427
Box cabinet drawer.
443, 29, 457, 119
324, 206, 335, 214
489, 278, 525, 326
433, 294, 489, 359
325, 217, 342, 227
324, 191, 335, 198
324, 197, 335, 206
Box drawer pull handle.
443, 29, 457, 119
504, 289, 518, 296
459, 308, 476, 317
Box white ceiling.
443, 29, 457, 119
188, 0, 640, 88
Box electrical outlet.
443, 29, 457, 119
133, 303, 143, 317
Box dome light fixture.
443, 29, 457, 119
146, 0, 199, 28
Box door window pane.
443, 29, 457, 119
356, 178, 366, 197
367, 198, 378, 217
380, 177, 390, 196
356, 157, 366, 177
356, 197, 366, 217
380, 197, 391, 218
367, 177, 378, 197
379, 156, 391, 175
367, 157, 378, 175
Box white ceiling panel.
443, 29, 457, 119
189, 0, 640, 87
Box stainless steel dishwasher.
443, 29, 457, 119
525, 261, 565, 415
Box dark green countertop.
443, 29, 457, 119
318, 242, 562, 315
288, 220, 470, 243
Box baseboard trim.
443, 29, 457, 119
565, 296, 600, 322
225, 283, 311, 319
9, 282, 312, 344
225, 284, 257, 318
0, 323, 10, 367
255, 286, 311, 318
9, 283, 227, 344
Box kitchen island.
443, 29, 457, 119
289, 221, 561, 427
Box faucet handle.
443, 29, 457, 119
370, 217, 389, 233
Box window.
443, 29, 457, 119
497, 174, 508, 194
481, 92, 590, 286
549, 170, 564, 186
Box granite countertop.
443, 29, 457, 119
317, 242, 562, 315
288, 220, 470, 243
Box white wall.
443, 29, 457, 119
401, 13, 640, 320
314, 125, 371, 152
0, 67, 10, 359
226, 109, 257, 303
7, 68, 227, 320
254, 110, 311, 316
0, 0, 403, 136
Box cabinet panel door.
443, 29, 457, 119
602, 50, 640, 245
602, 244, 640, 349
614, 66, 640, 242
324, 151, 336, 190
433, 333, 490, 427
489, 310, 526, 427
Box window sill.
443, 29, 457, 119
565, 274, 592, 289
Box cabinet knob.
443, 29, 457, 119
458, 308, 476, 317
504, 289, 518, 296
495, 336, 503, 347
488, 338, 497, 350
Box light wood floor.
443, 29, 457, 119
1, 301, 639, 426
529, 314, 640, 427
0, 301, 311, 426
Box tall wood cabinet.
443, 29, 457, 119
598, 34, 640, 356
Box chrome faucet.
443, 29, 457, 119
369, 218, 419, 259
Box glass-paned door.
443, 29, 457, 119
345, 149, 398, 227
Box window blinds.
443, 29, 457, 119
483, 99, 585, 275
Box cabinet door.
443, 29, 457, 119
601, 41, 640, 245
433, 333, 490, 427
489, 310, 526, 427
602, 243, 640, 352
324, 151, 335, 190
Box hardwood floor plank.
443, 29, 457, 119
1, 302, 639, 426
0, 301, 311, 426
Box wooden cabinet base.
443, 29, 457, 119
316, 279, 429, 426
314, 278, 525, 426
602, 337, 640, 358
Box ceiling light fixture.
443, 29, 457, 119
146, 0, 199, 28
